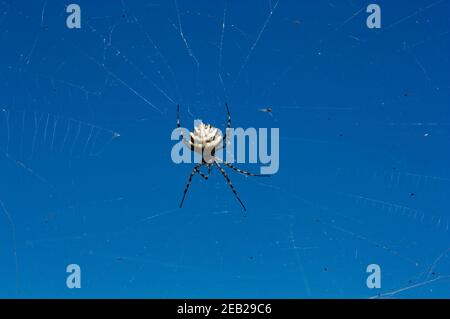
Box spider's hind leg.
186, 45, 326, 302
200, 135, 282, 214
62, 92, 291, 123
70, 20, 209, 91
214, 160, 247, 211
180, 163, 203, 208
197, 163, 212, 180
216, 158, 270, 177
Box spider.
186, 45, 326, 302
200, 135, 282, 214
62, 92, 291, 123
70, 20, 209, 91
177, 103, 269, 211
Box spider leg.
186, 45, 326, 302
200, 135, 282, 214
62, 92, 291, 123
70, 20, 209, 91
177, 104, 186, 139
214, 160, 247, 211
223, 103, 231, 144
180, 163, 204, 208
217, 159, 270, 177
177, 104, 181, 128
225, 103, 231, 129
177, 104, 194, 150
197, 163, 212, 180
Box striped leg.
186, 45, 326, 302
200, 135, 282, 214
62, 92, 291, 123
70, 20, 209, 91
177, 104, 193, 150
225, 103, 231, 129
180, 163, 203, 208
177, 104, 184, 139
223, 103, 231, 144
197, 164, 212, 180
214, 160, 247, 211
218, 159, 270, 177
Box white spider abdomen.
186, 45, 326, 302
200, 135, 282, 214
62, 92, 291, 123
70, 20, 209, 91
186, 121, 223, 162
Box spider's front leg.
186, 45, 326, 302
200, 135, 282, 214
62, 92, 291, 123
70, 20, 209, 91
177, 104, 187, 141
223, 103, 231, 145
177, 104, 194, 150
177, 104, 182, 129
215, 103, 231, 154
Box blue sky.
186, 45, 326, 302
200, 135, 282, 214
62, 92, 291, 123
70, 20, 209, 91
0, 0, 449, 298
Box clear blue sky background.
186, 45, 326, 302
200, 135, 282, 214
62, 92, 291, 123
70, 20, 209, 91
0, 0, 449, 298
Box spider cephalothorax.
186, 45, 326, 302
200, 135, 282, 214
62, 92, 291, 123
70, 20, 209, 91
177, 103, 268, 211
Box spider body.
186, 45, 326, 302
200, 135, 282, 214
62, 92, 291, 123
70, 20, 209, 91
187, 121, 222, 162
177, 104, 268, 211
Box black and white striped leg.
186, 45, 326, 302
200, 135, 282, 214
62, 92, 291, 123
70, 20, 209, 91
225, 103, 231, 129
177, 104, 194, 150
197, 164, 212, 180
177, 104, 185, 139
214, 160, 247, 211
223, 103, 231, 144
219, 160, 270, 177
180, 163, 203, 208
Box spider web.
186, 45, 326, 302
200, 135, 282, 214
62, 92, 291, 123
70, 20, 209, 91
0, 0, 450, 298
